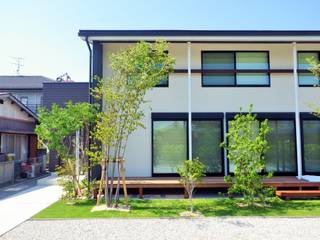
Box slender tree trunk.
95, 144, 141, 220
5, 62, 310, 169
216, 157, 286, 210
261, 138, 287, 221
108, 158, 116, 207
66, 159, 82, 198
114, 160, 121, 207
96, 161, 105, 205
189, 191, 193, 212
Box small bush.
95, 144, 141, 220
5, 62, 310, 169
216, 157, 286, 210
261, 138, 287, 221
177, 159, 205, 212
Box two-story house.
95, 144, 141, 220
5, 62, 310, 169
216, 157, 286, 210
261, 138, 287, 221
79, 30, 320, 179
0, 76, 54, 113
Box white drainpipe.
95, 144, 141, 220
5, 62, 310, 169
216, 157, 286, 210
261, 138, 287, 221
187, 42, 192, 160
292, 42, 303, 179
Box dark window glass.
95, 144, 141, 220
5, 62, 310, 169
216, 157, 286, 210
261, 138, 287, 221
203, 52, 234, 70
153, 120, 187, 174
265, 120, 296, 173
202, 73, 235, 86
303, 120, 320, 173
192, 120, 222, 173
202, 51, 269, 86
298, 52, 320, 86
156, 77, 169, 87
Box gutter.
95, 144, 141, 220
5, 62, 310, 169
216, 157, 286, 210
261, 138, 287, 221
85, 36, 92, 183
85, 36, 92, 104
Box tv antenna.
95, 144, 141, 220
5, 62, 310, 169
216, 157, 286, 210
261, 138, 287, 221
11, 57, 24, 75
56, 73, 73, 82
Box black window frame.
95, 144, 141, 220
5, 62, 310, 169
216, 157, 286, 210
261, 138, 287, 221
225, 112, 297, 176
300, 112, 320, 175
201, 51, 271, 87
297, 51, 320, 87
151, 112, 224, 177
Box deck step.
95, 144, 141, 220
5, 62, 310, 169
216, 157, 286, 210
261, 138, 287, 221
276, 190, 320, 200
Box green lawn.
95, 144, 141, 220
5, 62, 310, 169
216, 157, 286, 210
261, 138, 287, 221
33, 198, 320, 218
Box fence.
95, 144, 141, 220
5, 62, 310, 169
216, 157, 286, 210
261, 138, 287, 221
0, 161, 14, 185
0, 155, 47, 185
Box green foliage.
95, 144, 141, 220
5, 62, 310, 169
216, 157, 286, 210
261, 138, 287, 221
36, 102, 97, 199
177, 159, 205, 212
36, 102, 97, 158
33, 199, 320, 219
307, 57, 320, 86
306, 58, 320, 118
90, 40, 175, 207
221, 105, 273, 206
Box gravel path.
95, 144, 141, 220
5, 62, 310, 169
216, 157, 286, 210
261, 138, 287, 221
1, 217, 320, 240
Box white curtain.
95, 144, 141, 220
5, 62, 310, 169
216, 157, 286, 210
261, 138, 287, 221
1, 134, 29, 161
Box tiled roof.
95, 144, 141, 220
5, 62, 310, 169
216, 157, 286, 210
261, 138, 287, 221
0, 76, 55, 89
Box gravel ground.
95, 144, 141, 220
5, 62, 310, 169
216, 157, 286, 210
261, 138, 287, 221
1, 217, 320, 240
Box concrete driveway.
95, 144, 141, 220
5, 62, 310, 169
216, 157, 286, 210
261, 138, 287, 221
0, 174, 61, 236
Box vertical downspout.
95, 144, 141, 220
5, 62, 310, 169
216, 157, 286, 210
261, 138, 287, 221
187, 42, 192, 160
85, 36, 93, 104
223, 112, 228, 176
292, 42, 302, 179
85, 36, 92, 182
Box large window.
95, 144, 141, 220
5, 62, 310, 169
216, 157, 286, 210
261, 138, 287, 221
153, 120, 187, 174
265, 120, 296, 173
202, 51, 270, 87
227, 113, 297, 175
298, 52, 320, 86
192, 120, 223, 174
152, 113, 223, 175
0, 134, 29, 161
302, 119, 320, 174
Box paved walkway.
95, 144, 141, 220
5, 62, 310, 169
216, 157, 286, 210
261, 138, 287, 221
1, 217, 320, 240
0, 174, 61, 236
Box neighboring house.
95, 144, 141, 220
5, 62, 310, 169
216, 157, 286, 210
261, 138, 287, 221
42, 82, 89, 109
42, 82, 89, 171
79, 30, 320, 178
0, 93, 40, 184
0, 76, 55, 113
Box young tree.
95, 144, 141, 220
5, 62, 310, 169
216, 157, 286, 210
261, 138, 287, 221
90, 40, 175, 208
36, 102, 96, 199
177, 159, 205, 212
221, 105, 272, 206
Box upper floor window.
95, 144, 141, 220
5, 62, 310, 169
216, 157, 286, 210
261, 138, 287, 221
20, 96, 28, 106
156, 76, 169, 87
155, 51, 169, 87
202, 51, 270, 87
298, 52, 320, 86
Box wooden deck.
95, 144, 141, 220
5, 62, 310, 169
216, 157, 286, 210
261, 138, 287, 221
95, 176, 320, 198
123, 176, 320, 189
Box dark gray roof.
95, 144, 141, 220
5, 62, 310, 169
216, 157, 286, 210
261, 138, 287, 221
0, 76, 55, 90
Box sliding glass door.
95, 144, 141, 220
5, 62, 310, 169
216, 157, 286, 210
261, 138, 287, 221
265, 120, 296, 173
153, 120, 187, 174
152, 114, 223, 175
303, 120, 320, 173
192, 120, 222, 174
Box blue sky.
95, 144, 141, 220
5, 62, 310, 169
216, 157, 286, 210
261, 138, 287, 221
1, 0, 320, 81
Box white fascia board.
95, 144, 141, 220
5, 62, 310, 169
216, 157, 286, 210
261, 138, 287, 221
81, 35, 320, 42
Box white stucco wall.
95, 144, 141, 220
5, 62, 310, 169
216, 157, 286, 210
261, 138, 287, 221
0, 97, 35, 122
102, 42, 320, 177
